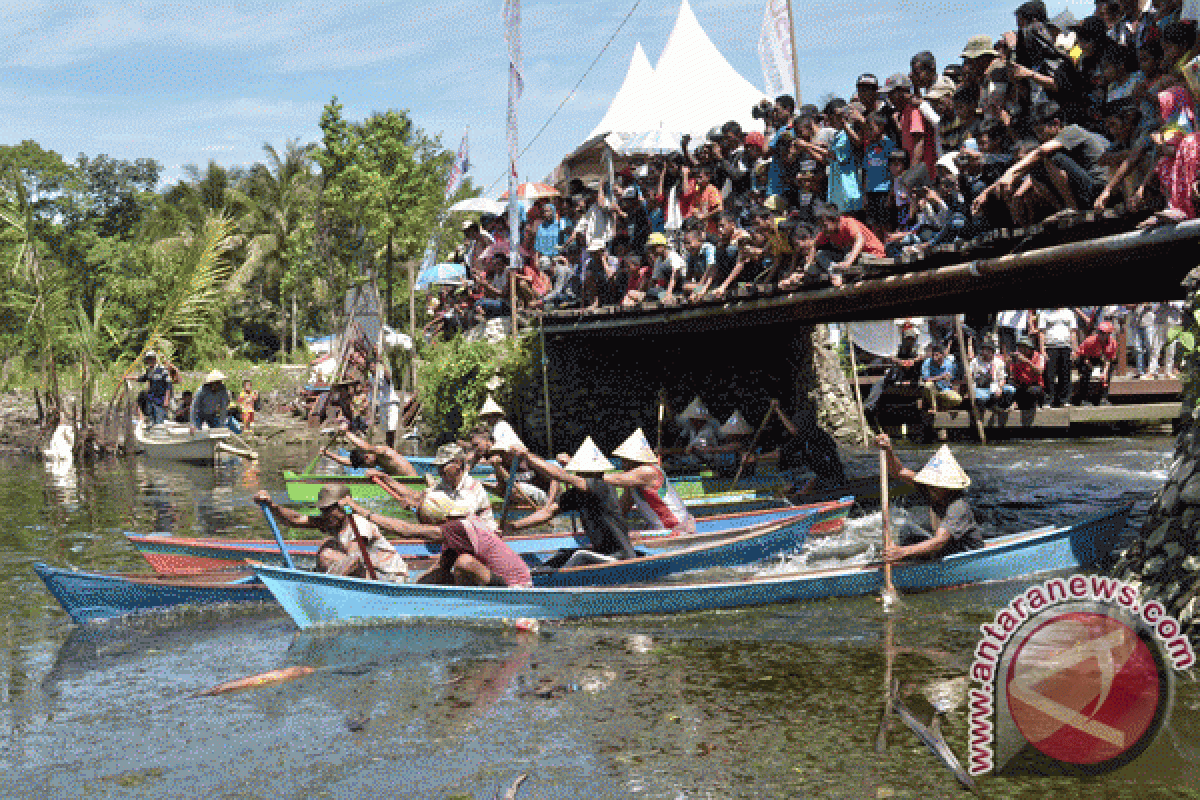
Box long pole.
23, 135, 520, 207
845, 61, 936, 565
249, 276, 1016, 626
539, 319, 553, 455
880, 449, 899, 610
955, 315, 987, 444
408, 260, 417, 389
785, 0, 802, 104
843, 324, 871, 447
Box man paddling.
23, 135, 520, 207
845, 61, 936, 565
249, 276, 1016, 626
501, 437, 638, 567
467, 425, 558, 508
875, 435, 983, 563
253, 484, 408, 582
323, 418, 419, 476
610, 428, 696, 534
345, 496, 532, 588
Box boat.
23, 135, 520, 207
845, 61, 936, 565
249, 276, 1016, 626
32, 563, 272, 625
403, 455, 494, 480
127, 501, 849, 574
282, 470, 420, 504
41, 501, 851, 624
132, 420, 257, 464
250, 505, 1130, 628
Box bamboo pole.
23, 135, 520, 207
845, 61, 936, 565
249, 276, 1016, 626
843, 324, 871, 447
785, 0, 802, 105
955, 315, 986, 444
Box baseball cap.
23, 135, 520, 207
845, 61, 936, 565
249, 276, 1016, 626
961, 34, 999, 60
884, 73, 913, 92
856, 73, 879, 87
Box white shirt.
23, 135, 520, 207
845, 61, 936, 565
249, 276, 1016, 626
1038, 308, 1077, 348
430, 473, 495, 527
332, 515, 407, 581
652, 251, 686, 288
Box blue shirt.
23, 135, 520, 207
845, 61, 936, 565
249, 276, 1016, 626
827, 130, 863, 212
766, 124, 792, 198
534, 220, 564, 257
864, 136, 895, 194
138, 365, 172, 403
921, 355, 958, 391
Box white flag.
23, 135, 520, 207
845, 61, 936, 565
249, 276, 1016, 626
758, 0, 794, 99
504, 0, 522, 273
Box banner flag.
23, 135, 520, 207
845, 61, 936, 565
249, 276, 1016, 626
758, 0, 794, 98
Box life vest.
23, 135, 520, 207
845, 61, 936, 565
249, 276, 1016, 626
632, 465, 693, 534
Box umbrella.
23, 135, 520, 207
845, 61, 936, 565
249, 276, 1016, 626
499, 182, 560, 201
447, 197, 507, 214
415, 262, 467, 289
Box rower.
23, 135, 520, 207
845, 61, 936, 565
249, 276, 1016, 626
875, 434, 983, 563
253, 485, 407, 582
323, 418, 419, 476
611, 428, 695, 534
753, 399, 846, 497
501, 437, 638, 567
680, 396, 721, 453
691, 410, 754, 475
424, 443, 495, 527
466, 425, 557, 507
347, 496, 532, 588
471, 394, 522, 471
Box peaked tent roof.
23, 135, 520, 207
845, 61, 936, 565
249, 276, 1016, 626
587, 42, 656, 141
643, 0, 768, 137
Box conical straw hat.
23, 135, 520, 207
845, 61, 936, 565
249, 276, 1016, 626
564, 436, 615, 473
491, 419, 525, 452
719, 410, 753, 436
479, 395, 505, 417
913, 445, 971, 490
681, 396, 711, 421
612, 428, 657, 464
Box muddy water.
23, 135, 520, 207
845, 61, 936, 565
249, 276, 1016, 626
0, 437, 1195, 799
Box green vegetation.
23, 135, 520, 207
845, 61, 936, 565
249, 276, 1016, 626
417, 334, 537, 440
0, 99, 479, 417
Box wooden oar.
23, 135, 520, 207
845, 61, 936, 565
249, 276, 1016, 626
880, 448, 900, 610
257, 500, 296, 570
345, 510, 378, 581
655, 387, 667, 454
731, 400, 775, 489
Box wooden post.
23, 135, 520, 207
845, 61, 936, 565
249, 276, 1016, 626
954, 315, 986, 444
408, 259, 418, 389
843, 324, 871, 446
785, 0, 802, 105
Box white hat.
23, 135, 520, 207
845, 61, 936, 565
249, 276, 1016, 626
612, 428, 657, 464
492, 419, 525, 452
479, 395, 505, 417
432, 443, 466, 466
419, 493, 469, 523
913, 445, 971, 490
936, 153, 960, 176
485, 375, 504, 391
681, 396, 711, 422
719, 411, 754, 436
564, 436, 615, 474
204, 369, 227, 384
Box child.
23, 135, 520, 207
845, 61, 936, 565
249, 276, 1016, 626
887, 149, 912, 232
238, 379, 259, 430
862, 112, 897, 235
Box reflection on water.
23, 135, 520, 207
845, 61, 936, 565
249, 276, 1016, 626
0, 437, 1197, 797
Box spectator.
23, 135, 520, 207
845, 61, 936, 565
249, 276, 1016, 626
783, 202, 886, 289
680, 165, 723, 234
970, 338, 1015, 409
825, 98, 865, 213
863, 112, 898, 234
1037, 307, 1078, 407
887, 72, 937, 174
646, 232, 686, 300
920, 343, 963, 410
1009, 334, 1047, 408
695, 212, 751, 297
1074, 320, 1118, 404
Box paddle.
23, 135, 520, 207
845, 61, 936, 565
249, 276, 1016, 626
258, 500, 297, 570
880, 448, 900, 611
732, 399, 775, 489
303, 427, 341, 475
345, 508, 379, 581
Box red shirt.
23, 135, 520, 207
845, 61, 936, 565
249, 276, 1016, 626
1009, 351, 1045, 387
814, 217, 886, 258
1076, 333, 1117, 361
441, 518, 532, 587
680, 183, 722, 234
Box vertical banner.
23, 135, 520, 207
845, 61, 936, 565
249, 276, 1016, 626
504, 0, 523, 278
758, 0, 794, 98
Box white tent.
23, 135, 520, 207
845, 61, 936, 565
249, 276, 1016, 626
560, 0, 768, 178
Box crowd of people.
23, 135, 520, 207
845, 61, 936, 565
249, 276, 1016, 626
863, 302, 1183, 416
427, 0, 1198, 322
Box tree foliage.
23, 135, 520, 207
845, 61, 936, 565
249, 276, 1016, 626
417, 335, 536, 441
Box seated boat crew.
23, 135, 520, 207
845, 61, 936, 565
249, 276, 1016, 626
347, 497, 532, 588
610, 428, 696, 534
501, 436, 638, 568
875, 435, 984, 563
254, 485, 407, 582
467, 425, 557, 508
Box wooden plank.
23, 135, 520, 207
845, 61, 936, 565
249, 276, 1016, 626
1068, 402, 1180, 424
933, 402, 1180, 431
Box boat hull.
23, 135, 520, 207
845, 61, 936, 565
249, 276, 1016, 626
128, 501, 847, 574
33, 563, 270, 625
133, 423, 229, 464
252, 506, 1130, 628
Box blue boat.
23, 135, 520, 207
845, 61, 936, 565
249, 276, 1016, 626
126, 502, 837, 574
37, 501, 851, 624
251, 506, 1130, 628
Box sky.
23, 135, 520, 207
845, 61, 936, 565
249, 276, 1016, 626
0, 0, 1101, 195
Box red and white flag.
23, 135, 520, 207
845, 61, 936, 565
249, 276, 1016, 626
758, 0, 794, 99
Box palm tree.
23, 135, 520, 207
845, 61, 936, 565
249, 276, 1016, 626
229, 140, 317, 357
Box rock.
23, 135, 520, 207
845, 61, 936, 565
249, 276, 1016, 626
1180, 473, 1200, 506
1162, 483, 1182, 514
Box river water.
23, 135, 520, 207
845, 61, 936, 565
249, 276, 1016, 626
1, 437, 1196, 799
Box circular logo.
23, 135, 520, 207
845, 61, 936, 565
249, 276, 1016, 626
1004, 610, 1168, 771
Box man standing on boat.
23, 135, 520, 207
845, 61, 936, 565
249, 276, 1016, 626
501, 437, 638, 566
253, 484, 407, 582
132, 350, 172, 427
345, 497, 532, 588
610, 428, 696, 534
324, 418, 419, 477
875, 435, 984, 562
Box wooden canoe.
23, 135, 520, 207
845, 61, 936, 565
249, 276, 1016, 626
126, 500, 849, 575
39, 501, 850, 624
251, 505, 1130, 628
